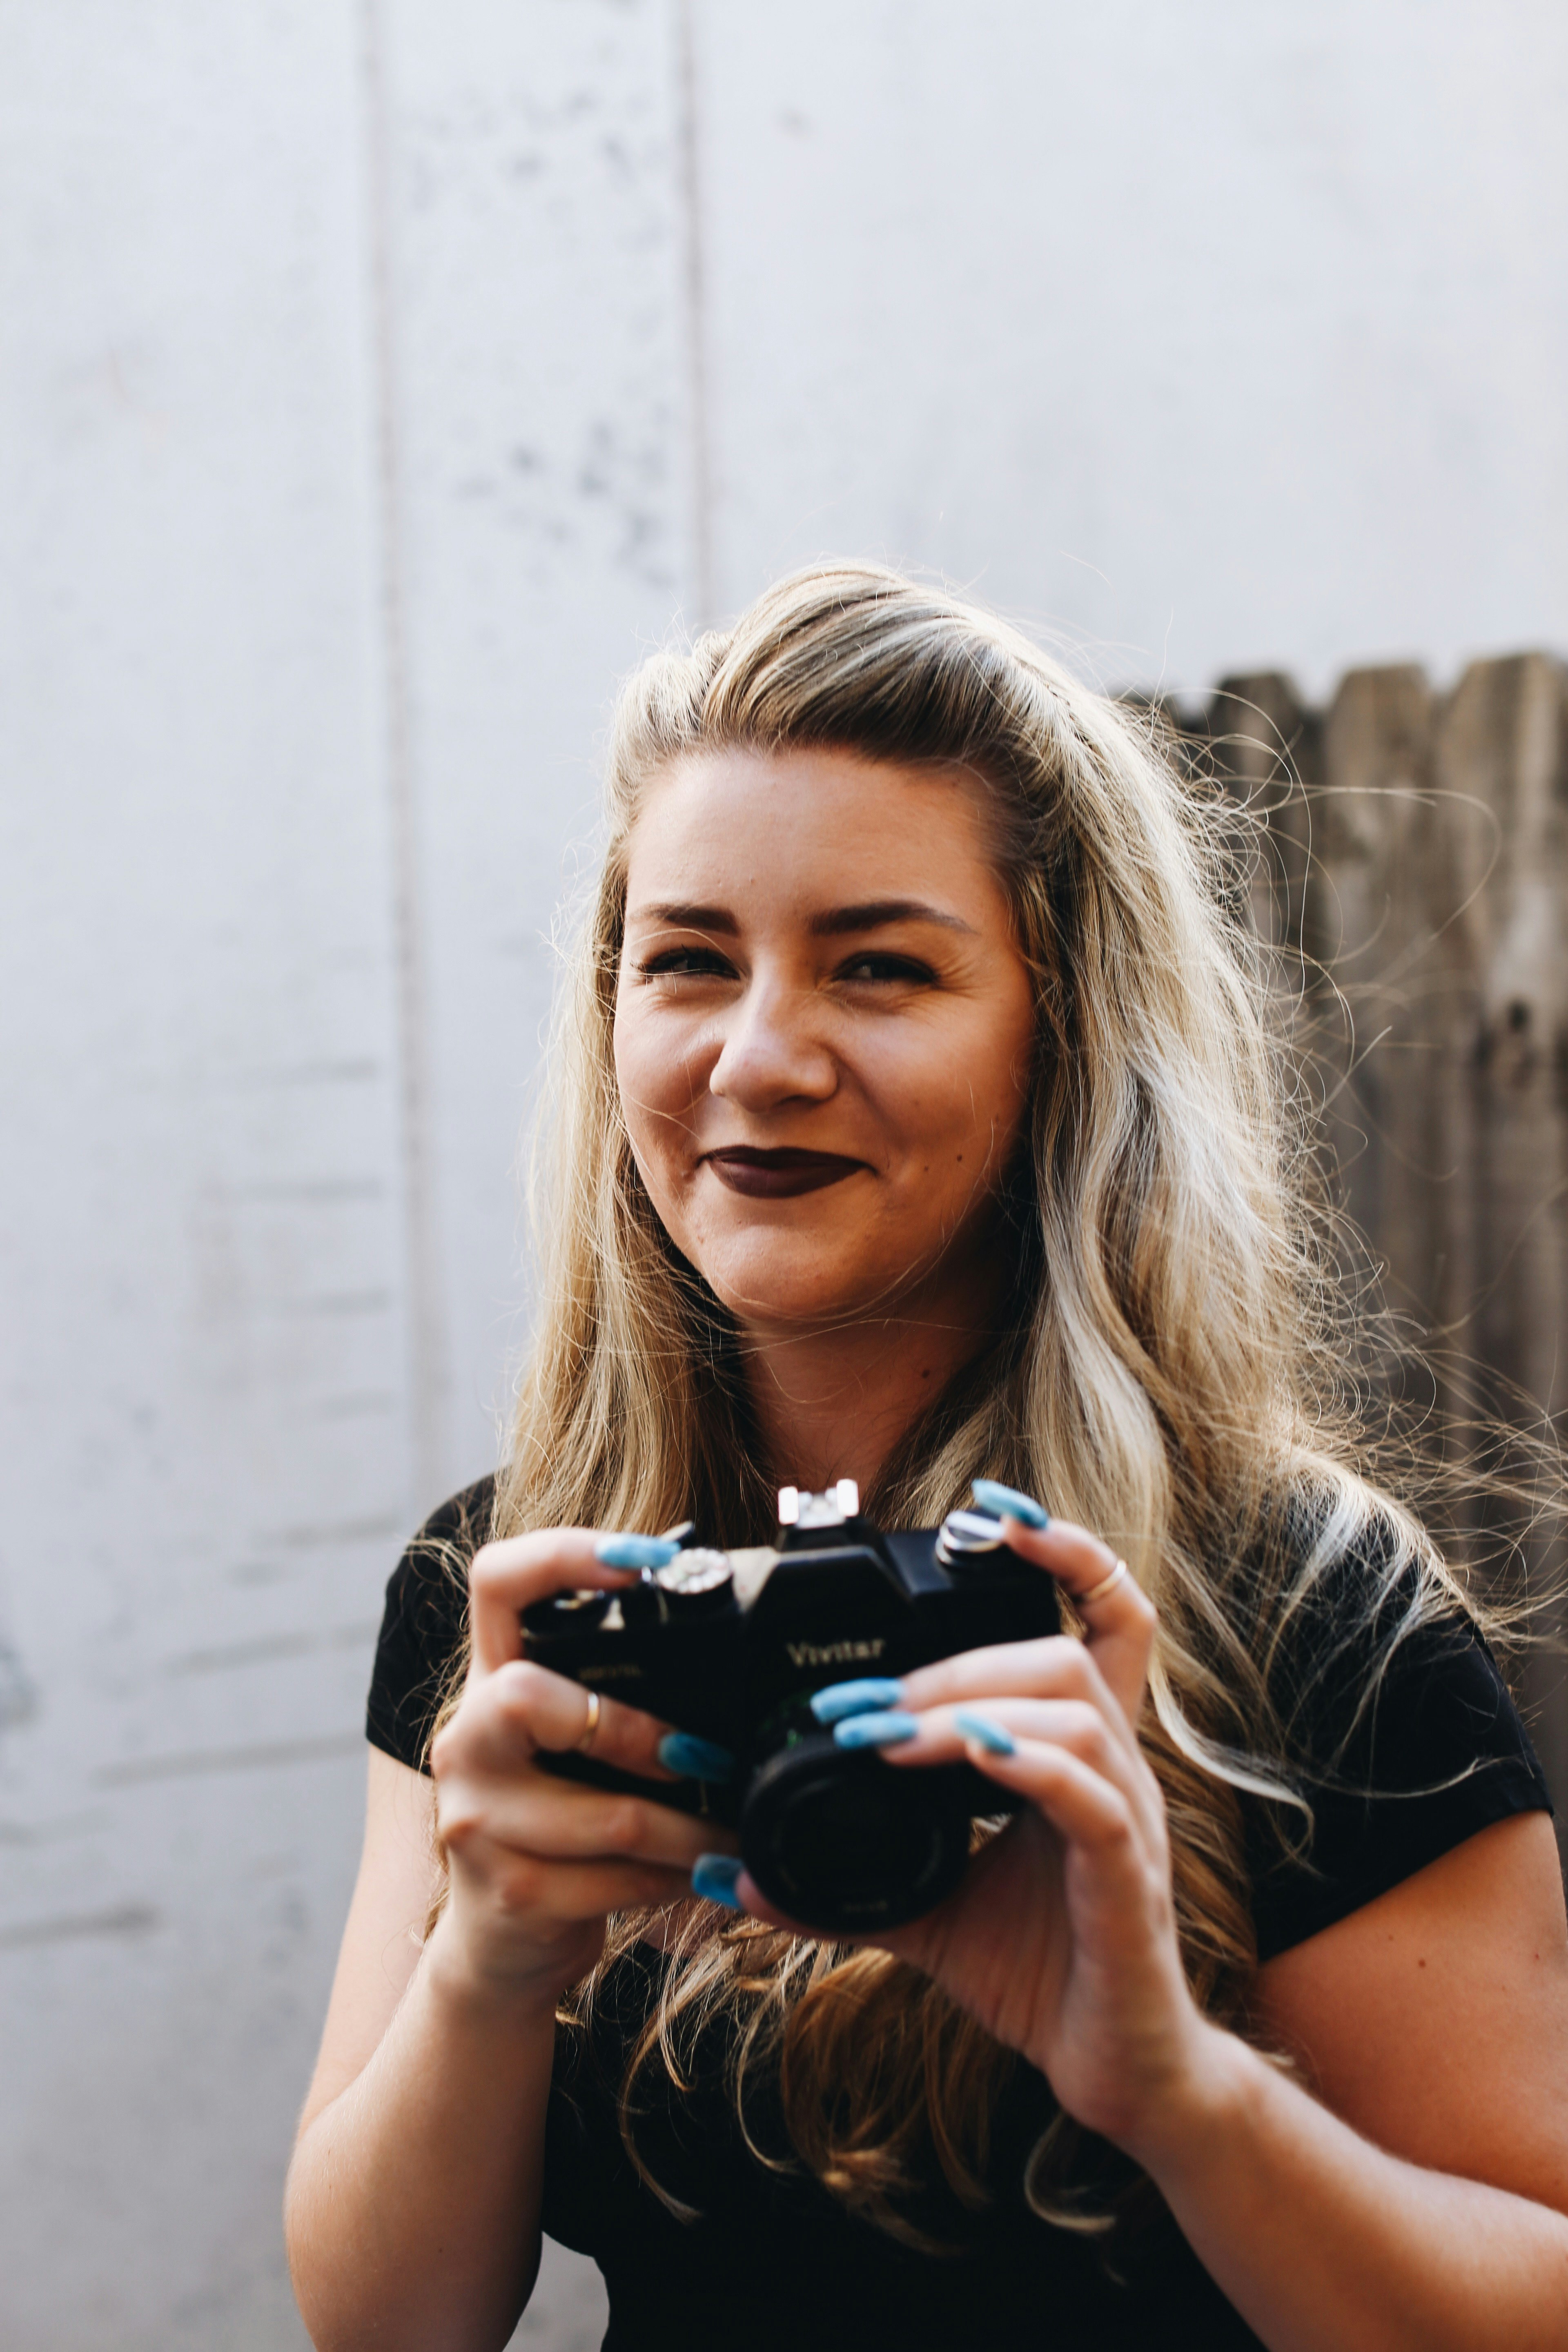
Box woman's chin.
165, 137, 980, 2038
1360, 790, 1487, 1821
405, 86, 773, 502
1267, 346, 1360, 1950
697, 1247, 895, 1334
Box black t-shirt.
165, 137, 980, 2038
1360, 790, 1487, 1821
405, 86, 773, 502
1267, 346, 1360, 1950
366, 1477, 1552, 2351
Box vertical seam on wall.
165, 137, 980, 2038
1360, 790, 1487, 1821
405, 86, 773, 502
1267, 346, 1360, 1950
359, 0, 448, 1511
675, 0, 713, 630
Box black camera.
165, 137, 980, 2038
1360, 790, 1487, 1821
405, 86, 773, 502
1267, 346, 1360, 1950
521, 1483, 1059, 1933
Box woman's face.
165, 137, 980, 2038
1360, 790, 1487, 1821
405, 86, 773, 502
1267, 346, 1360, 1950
613, 747, 1037, 1336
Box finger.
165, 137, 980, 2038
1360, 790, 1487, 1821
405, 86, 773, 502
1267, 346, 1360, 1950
441, 1778, 737, 1872
955, 1733, 1145, 1862
724, 1874, 794, 1931
866, 1696, 1163, 1843
439, 1658, 680, 1783
448, 1830, 699, 1923
690, 1857, 814, 1933
898, 1637, 1142, 1760
988, 1517, 1156, 1724
467, 1531, 639, 1675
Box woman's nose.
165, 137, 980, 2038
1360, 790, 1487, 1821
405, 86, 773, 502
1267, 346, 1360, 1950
707, 980, 837, 1110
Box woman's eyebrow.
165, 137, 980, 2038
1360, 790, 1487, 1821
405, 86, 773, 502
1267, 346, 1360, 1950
629, 902, 739, 933
627, 899, 975, 938
808, 899, 977, 938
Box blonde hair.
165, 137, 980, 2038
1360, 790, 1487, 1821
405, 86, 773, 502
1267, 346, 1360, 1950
449, 563, 1468, 2236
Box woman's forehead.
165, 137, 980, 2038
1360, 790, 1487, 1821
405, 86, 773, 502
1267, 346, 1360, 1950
624, 746, 1004, 912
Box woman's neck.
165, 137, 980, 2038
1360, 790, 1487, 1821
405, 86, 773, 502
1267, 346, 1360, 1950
737, 1254, 1010, 1502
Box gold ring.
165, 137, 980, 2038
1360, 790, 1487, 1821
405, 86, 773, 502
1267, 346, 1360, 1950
575, 1689, 603, 1753
1078, 1559, 1129, 1609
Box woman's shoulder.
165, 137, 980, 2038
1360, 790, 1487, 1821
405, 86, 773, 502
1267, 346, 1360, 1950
1240, 1497, 1552, 1959
1257, 1496, 1459, 1715
364, 1474, 498, 1773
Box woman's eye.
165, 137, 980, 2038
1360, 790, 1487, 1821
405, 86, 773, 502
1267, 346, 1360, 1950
837, 953, 937, 986
635, 946, 735, 980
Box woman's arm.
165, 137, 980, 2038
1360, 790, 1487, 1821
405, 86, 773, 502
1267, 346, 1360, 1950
285, 1749, 560, 2352
1134, 1810, 1568, 2352
285, 1531, 733, 2352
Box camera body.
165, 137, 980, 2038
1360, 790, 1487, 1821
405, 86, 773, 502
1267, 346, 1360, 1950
521, 1483, 1059, 1933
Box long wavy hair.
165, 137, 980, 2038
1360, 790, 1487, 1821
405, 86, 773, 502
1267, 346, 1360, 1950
436, 562, 1472, 2238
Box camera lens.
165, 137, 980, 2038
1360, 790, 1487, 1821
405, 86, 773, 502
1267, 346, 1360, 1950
739, 1735, 972, 1932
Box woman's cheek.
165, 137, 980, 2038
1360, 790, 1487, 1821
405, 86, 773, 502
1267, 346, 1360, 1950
615, 1000, 677, 1125
613, 1023, 674, 1202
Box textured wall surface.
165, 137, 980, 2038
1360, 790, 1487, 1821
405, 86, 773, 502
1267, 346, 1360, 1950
1, 4, 1564, 2346
698, 0, 1568, 698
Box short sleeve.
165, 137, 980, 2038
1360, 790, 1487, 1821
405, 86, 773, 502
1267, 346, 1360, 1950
1242, 1565, 1552, 1961
365, 1476, 495, 1772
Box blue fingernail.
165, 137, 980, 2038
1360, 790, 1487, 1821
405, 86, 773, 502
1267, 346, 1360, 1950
692, 1853, 745, 1909
955, 1709, 1017, 1756
971, 1479, 1049, 1530
594, 1533, 682, 1571
657, 1731, 735, 1781
833, 1711, 918, 1749
809, 1677, 905, 1725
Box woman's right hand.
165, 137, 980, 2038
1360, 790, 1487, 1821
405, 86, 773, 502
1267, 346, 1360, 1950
427, 1529, 734, 2007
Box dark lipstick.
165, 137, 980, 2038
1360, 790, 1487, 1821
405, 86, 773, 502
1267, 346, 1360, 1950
703, 1147, 866, 1199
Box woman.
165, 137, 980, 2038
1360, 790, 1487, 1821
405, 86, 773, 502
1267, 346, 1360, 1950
286, 565, 1568, 2350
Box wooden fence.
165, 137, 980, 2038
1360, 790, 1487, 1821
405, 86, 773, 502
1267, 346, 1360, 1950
1155, 653, 1568, 1831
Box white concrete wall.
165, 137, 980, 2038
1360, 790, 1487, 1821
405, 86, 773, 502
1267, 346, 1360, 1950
1, 4, 1563, 2346
699, 0, 1568, 702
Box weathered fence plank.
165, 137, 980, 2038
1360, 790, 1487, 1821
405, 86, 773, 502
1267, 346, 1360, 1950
1438, 656, 1568, 1812
1198, 653, 1568, 1835
1209, 670, 1317, 962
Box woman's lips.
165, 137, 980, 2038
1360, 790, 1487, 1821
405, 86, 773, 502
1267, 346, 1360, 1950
703, 1147, 868, 1199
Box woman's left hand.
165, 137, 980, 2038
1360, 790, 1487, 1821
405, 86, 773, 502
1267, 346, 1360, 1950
746, 1513, 1221, 2158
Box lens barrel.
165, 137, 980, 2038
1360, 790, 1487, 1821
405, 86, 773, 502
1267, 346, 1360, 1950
739, 1731, 972, 1931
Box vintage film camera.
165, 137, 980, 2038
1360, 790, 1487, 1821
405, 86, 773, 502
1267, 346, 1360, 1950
522, 1483, 1059, 1933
